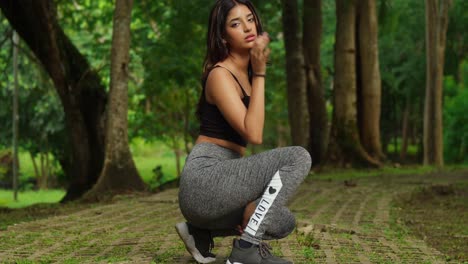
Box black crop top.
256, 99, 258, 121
199, 65, 250, 147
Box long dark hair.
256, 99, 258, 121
196, 0, 263, 119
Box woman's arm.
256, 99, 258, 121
206, 68, 264, 144
206, 33, 270, 145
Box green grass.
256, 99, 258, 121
0, 189, 65, 208
314, 165, 439, 181
386, 141, 418, 155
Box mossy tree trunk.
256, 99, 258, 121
325, 0, 380, 168
423, 0, 452, 167
281, 0, 309, 148
303, 0, 328, 165
84, 0, 145, 200
357, 0, 385, 161
400, 100, 410, 160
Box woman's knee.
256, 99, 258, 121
289, 146, 312, 175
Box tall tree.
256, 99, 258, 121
423, 0, 452, 166
281, 0, 309, 148
325, 0, 380, 167
357, 0, 385, 160
85, 0, 145, 199
12, 31, 19, 201
0, 0, 107, 201
303, 0, 328, 164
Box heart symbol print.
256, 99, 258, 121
268, 186, 277, 194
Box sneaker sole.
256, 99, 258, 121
175, 223, 216, 264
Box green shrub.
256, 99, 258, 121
444, 60, 468, 163
146, 165, 165, 191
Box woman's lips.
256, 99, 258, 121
245, 34, 256, 42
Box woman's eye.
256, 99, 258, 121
248, 18, 255, 22
231, 22, 240, 27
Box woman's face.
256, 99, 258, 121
224, 4, 258, 52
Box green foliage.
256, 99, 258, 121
128, 1, 205, 155
1, 0, 467, 176
56, 0, 115, 88
378, 0, 426, 151
444, 60, 468, 163
446, 0, 468, 80
0, 72, 65, 151
321, 0, 337, 100
0, 13, 65, 185
146, 165, 165, 191
258, 1, 290, 147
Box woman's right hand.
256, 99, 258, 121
250, 32, 271, 75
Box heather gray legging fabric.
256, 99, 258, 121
178, 143, 312, 243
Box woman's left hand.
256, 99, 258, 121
250, 32, 271, 75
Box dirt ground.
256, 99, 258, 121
393, 181, 468, 262
0, 169, 466, 263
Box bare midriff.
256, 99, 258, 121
196, 135, 246, 156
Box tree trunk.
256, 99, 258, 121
423, 0, 452, 167
400, 100, 410, 160
276, 121, 287, 148
183, 91, 192, 155
459, 138, 465, 161
175, 147, 182, 178
303, 0, 328, 165
29, 152, 40, 184
84, 0, 145, 199
281, 0, 309, 147
45, 151, 50, 189
0, 0, 107, 201
325, 0, 380, 168
12, 30, 19, 201
356, 0, 385, 161
40, 153, 45, 189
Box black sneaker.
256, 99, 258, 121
226, 239, 292, 264
175, 222, 216, 263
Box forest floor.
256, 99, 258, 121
0, 169, 466, 264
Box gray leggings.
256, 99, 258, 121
178, 143, 312, 243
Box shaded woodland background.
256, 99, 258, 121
0, 0, 466, 202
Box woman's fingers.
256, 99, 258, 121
264, 47, 271, 59
250, 32, 271, 73
255, 32, 270, 49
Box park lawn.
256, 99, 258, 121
0, 189, 65, 208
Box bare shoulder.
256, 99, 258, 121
206, 66, 236, 89
205, 67, 239, 103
